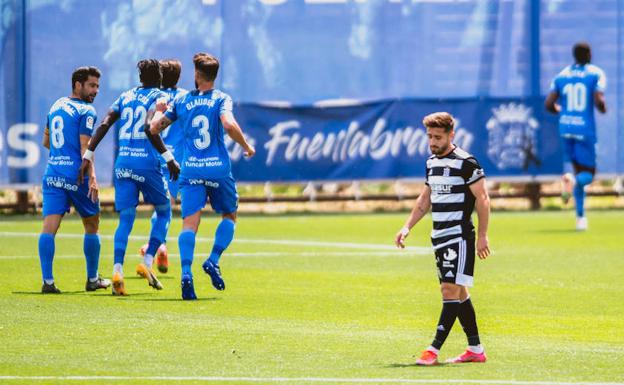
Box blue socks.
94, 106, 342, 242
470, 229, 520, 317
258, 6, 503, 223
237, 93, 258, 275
114, 207, 136, 266
146, 204, 171, 257
209, 218, 235, 265
574, 171, 593, 217
38, 233, 55, 282
178, 229, 196, 276
83, 234, 101, 280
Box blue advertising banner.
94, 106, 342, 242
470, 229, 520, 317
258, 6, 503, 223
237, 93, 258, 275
229, 98, 562, 182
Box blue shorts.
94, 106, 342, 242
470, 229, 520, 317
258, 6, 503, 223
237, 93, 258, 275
114, 168, 170, 212
179, 174, 238, 218
561, 137, 596, 170
42, 175, 100, 218
162, 166, 180, 200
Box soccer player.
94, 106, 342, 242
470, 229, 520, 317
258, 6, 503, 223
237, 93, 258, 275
149, 53, 255, 300
138, 59, 188, 275
394, 112, 490, 365
39, 66, 110, 294
78, 59, 180, 296
545, 42, 607, 231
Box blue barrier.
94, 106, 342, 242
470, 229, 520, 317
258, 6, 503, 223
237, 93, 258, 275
0, 0, 621, 185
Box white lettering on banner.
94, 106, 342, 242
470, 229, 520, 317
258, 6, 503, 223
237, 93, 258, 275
263, 118, 473, 166
7, 124, 40, 168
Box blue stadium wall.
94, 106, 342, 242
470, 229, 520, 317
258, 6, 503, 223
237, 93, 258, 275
0, 0, 622, 185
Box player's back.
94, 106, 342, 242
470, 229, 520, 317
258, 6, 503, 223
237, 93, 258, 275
552, 63, 606, 140
168, 89, 233, 180
113, 87, 167, 170
160, 87, 188, 166
45, 97, 96, 179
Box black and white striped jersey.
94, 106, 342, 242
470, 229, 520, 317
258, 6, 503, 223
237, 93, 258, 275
425, 146, 485, 250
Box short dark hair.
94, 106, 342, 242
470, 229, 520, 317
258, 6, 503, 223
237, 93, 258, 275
573, 42, 591, 64
137, 59, 162, 87
423, 112, 455, 133
193, 53, 219, 82
160, 59, 182, 88
71, 66, 101, 90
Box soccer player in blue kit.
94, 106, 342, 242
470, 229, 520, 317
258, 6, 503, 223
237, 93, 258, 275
149, 53, 255, 300
39, 66, 111, 294
545, 42, 607, 231
138, 59, 188, 275
78, 59, 180, 295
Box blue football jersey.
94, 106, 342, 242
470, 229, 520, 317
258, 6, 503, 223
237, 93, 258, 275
159, 87, 188, 166
164, 89, 233, 179
111, 87, 167, 170
44, 97, 97, 179
550, 63, 606, 141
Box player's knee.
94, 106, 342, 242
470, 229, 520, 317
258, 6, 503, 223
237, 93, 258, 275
119, 207, 137, 223
82, 214, 100, 234
440, 283, 461, 300
576, 171, 593, 186
154, 203, 171, 219
222, 212, 237, 223
42, 214, 62, 234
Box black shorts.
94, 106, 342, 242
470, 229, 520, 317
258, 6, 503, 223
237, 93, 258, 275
434, 238, 475, 287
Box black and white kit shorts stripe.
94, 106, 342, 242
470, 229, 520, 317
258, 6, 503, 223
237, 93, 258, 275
434, 238, 475, 287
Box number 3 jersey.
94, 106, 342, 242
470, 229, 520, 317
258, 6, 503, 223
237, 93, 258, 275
550, 63, 606, 142
111, 87, 167, 171
44, 97, 97, 179
164, 89, 233, 180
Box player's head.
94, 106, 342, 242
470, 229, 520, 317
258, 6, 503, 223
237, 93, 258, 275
193, 53, 219, 85
137, 59, 162, 88
71, 66, 100, 103
573, 42, 591, 65
423, 112, 455, 156
160, 59, 182, 89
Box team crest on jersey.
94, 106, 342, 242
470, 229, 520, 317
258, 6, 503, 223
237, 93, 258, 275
486, 103, 541, 170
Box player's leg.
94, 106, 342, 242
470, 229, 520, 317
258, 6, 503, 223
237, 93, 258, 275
111, 177, 139, 295
560, 138, 575, 204
202, 175, 239, 291
178, 182, 208, 300
39, 183, 69, 293
70, 181, 110, 291
571, 140, 596, 231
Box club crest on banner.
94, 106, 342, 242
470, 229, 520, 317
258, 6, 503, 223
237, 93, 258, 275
486, 103, 541, 170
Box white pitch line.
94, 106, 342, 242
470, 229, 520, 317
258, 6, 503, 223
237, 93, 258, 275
0, 250, 427, 260
0, 231, 431, 253
0, 376, 621, 385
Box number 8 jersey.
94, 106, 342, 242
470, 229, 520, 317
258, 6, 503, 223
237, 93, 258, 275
164, 89, 233, 180
45, 97, 97, 179
111, 87, 167, 170
550, 63, 606, 142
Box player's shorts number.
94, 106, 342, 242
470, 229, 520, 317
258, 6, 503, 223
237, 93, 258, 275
50, 115, 64, 148
119, 106, 147, 140
562, 82, 587, 112
193, 115, 210, 149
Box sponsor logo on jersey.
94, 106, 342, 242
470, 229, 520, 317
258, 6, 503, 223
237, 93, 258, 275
443, 248, 458, 261
114, 168, 146, 182
45, 176, 78, 191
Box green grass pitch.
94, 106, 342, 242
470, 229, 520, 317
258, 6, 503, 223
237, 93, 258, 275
0, 210, 623, 385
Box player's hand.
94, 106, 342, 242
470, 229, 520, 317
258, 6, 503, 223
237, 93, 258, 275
155, 98, 168, 113
87, 177, 99, 203
77, 159, 92, 185
477, 235, 490, 259
394, 227, 410, 249
243, 144, 256, 158
166, 159, 180, 181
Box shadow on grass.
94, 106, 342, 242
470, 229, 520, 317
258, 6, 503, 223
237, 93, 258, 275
531, 228, 580, 234
13, 290, 84, 295
127, 275, 175, 281
123, 297, 220, 302
385, 362, 451, 368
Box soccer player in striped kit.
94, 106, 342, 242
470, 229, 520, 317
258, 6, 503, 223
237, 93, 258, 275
395, 112, 491, 365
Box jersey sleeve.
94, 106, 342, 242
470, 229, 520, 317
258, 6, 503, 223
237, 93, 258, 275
110, 95, 122, 114
164, 93, 182, 122
79, 108, 97, 136
462, 157, 485, 185
220, 94, 233, 117
596, 68, 607, 93
549, 76, 560, 93
424, 163, 430, 186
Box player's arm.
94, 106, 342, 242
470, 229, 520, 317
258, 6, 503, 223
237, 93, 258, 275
594, 91, 607, 114
149, 112, 172, 135
469, 178, 490, 259
80, 134, 98, 203
394, 185, 431, 249
78, 110, 119, 184
145, 110, 180, 181
221, 113, 255, 157
42, 125, 50, 149
544, 91, 561, 114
